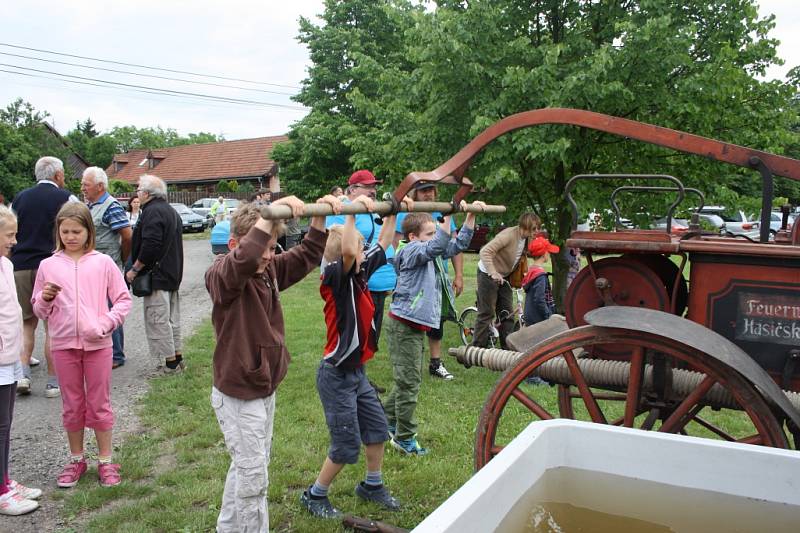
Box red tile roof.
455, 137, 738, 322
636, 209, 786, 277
106, 136, 287, 184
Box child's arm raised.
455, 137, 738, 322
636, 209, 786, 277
378, 196, 413, 252
342, 195, 374, 272
309, 195, 343, 233
444, 201, 486, 259
271, 194, 342, 291
461, 200, 486, 230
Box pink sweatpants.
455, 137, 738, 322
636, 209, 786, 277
51, 348, 114, 432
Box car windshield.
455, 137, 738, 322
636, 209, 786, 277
171, 203, 192, 214
227, 199, 240, 208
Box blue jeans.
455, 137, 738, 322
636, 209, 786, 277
112, 325, 125, 364
109, 295, 125, 365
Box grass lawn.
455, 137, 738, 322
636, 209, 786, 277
59, 253, 751, 532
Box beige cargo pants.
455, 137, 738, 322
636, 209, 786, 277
211, 387, 275, 533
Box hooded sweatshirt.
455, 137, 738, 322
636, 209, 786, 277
32, 250, 132, 351
0, 256, 23, 365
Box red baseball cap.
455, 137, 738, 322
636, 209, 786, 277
348, 170, 382, 186
528, 236, 560, 257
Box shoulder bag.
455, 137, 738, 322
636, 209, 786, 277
131, 209, 177, 297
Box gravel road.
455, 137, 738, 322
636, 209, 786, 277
6, 238, 215, 532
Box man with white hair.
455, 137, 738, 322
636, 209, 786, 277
10, 156, 77, 397
81, 166, 132, 368
125, 174, 185, 371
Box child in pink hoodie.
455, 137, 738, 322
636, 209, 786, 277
32, 202, 131, 489
0, 205, 41, 515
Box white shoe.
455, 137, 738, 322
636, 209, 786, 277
8, 480, 42, 500
16, 377, 31, 395
29, 357, 40, 367
0, 490, 39, 516
44, 383, 60, 398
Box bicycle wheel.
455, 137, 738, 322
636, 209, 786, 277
459, 307, 479, 345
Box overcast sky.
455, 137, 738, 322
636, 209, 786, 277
0, 0, 796, 141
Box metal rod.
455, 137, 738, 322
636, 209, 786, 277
258, 200, 506, 220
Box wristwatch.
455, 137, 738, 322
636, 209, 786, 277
131, 266, 141, 274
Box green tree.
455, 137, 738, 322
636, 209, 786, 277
272, 0, 422, 198
286, 0, 797, 307
0, 99, 71, 199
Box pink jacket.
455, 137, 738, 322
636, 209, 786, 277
32, 251, 132, 352
0, 256, 23, 365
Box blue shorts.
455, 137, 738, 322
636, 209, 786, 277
316, 361, 389, 464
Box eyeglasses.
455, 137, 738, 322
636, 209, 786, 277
354, 184, 377, 190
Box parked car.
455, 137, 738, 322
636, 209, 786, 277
764, 211, 795, 237
191, 197, 240, 225
171, 202, 207, 233
650, 217, 690, 235
190, 197, 217, 219
698, 206, 759, 239
225, 199, 240, 216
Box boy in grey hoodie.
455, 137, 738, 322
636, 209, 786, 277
384, 202, 482, 455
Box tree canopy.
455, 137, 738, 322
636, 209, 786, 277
0, 99, 71, 199
276, 0, 799, 305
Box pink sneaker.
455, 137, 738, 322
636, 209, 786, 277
57, 459, 88, 488
98, 463, 121, 487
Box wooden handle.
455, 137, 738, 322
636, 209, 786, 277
259, 201, 505, 220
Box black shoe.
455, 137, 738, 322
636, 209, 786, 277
300, 488, 343, 519
354, 482, 401, 511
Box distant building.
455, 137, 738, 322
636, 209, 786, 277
105, 135, 287, 192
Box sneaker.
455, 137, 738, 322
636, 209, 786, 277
300, 488, 342, 519
45, 383, 60, 398
57, 459, 87, 488
387, 424, 396, 439
30, 357, 40, 367
8, 480, 42, 500
391, 437, 429, 456
0, 490, 38, 516
16, 377, 31, 395
355, 482, 401, 511
98, 463, 122, 487
429, 361, 454, 380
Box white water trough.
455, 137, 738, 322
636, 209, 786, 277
413, 420, 800, 532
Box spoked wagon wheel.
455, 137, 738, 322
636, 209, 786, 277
475, 324, 789, 470
459, 307, 478, 346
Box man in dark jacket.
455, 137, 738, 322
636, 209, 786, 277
11, 156, 76, 397
125, 174, 184, 371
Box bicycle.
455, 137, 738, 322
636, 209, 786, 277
458, 280, 526, 347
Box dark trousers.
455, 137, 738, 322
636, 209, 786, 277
472, 269, 514, 348
0, 382, 16, 488
371, 290, 389, 343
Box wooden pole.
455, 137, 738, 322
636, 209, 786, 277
258, 201, 505, 220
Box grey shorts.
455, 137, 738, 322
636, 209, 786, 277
316, 361, 388, 464
13, 269, 36, 321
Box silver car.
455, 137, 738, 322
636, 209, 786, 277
698, 207, 760, 239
